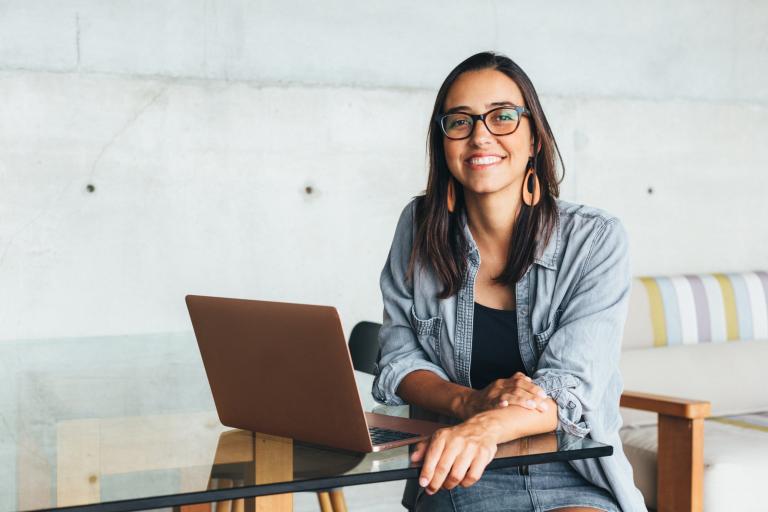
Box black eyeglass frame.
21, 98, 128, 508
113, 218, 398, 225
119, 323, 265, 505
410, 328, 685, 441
435, 105, 531, 140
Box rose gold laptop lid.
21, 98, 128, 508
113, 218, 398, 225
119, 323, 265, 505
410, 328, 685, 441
185, 295, 440, 453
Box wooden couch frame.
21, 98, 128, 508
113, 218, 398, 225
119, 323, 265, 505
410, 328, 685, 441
620, 391, 711, 512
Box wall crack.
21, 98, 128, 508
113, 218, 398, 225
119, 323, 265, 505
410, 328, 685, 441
86, 85, 168, 183
0, 86, 168, 271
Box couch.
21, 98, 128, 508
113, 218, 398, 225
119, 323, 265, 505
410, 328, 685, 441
618, 271, 768, 512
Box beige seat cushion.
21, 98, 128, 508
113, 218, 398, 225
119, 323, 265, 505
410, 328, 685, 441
620, 412, 768, 511
619, 340, 768, 427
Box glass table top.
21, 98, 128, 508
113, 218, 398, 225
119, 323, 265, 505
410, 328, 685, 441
0, 332, 612, 512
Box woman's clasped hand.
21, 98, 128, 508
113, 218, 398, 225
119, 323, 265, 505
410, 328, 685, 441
411, 372, 552, 495
461, 371, 549, 418
410, 413, 502, 495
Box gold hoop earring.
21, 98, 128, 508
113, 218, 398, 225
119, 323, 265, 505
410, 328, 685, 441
522, 159, 541, 207
447, 178, 456, 213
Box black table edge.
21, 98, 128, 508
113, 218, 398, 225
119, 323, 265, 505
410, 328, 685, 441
30, 444, 613, 512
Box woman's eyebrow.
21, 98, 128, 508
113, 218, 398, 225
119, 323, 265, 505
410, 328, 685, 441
487, 101, 517, 108
443, 101, 518, 114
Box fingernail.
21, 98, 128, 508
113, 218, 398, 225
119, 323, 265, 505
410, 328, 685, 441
539, 402, 549, 411
526, 399, 536, 408
500, 400, 509, 407
525, 376, 532, 382
419, 477, 428, 487
538, 390, 547, 398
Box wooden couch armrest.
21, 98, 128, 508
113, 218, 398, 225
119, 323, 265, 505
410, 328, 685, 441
620, 390, 711, 419
620, 390, 711, 512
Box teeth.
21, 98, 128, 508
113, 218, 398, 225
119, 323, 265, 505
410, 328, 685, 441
469, 156, 501, 165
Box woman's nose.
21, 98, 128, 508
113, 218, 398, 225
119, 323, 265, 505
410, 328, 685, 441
470, 119, 493, 146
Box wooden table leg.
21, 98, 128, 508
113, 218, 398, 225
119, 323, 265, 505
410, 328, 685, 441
215, 479, 234, 512
56, 419, 100, 507
233, 480, 245, 512
328, 489, 347, 512
176, 504, 212, 512
183, 432, 294, 512
316, 491, 332, 512
248, 433, 293, 512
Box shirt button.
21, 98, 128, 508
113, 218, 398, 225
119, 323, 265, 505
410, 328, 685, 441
567, 401, 576, 409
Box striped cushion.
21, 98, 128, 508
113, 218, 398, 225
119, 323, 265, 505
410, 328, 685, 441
622, 271, 768, 350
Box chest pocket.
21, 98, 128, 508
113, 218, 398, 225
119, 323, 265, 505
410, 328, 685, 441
409, 305, 443, 365
533, 308, 563, 353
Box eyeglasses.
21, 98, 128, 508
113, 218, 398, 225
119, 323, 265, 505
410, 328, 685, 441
436, 105, 530, 140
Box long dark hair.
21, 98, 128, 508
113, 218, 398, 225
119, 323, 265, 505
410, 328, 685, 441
408, 52, 564, 298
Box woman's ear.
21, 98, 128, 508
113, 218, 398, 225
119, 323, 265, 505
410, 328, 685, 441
529, 133, 543, 157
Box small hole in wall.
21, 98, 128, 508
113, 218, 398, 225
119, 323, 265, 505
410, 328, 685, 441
86, 184, 96, 193
305, 186, 313, 195
647, 187, 654, 195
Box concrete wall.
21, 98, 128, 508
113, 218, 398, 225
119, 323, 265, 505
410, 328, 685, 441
1, 0, 767, 341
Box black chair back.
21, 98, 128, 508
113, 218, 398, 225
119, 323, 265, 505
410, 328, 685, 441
348, 321, 382, 375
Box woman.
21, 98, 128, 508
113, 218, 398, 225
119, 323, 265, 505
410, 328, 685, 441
372, 52, 647, 512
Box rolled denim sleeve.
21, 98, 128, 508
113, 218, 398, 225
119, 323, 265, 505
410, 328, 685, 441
532, 217, 631, 437
372, 201, 450, 406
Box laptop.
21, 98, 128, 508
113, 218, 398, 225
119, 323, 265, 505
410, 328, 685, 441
185, 295, 444, 452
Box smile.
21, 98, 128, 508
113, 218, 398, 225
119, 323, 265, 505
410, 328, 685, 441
466, 155, 505, 167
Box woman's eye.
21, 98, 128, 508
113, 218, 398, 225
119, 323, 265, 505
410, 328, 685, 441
448, 118, 469, 128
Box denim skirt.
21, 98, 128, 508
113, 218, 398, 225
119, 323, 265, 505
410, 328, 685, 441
413, 461, 620, 512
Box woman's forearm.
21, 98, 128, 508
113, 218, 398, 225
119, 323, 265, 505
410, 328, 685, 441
471, 397, 558, 443
396, 371, 558, 434
396, 370, 475, 419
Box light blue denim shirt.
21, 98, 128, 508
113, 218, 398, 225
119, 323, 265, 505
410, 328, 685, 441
372, 198, 647, 512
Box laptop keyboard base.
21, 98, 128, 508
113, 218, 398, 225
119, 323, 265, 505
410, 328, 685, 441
368, 426, 420, 445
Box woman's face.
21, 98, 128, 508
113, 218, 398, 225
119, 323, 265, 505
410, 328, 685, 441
442, 68, 533, 199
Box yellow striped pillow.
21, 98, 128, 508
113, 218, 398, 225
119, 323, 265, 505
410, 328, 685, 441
622, 272, 768, 350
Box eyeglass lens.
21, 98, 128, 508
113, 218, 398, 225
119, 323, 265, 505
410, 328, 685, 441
441, 107, 521, 139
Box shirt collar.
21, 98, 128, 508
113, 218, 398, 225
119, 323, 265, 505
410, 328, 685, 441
533, 211, 559, 270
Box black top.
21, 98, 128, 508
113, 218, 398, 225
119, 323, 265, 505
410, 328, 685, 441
470, 302, 526, 390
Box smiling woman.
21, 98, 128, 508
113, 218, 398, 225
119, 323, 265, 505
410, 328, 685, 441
373, 52, 648, 512
409, 57, 564, 306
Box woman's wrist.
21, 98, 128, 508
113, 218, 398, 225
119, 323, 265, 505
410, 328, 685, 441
465, 409, 510, 444
470, 398, 558, 445
451, 386, 477, 419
